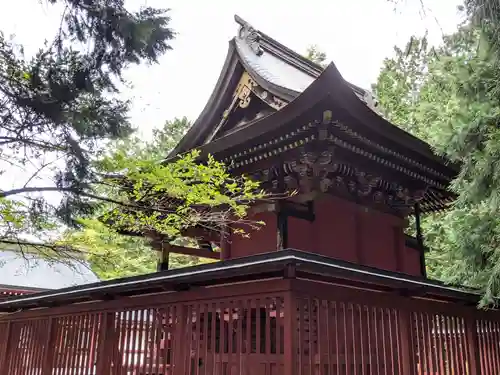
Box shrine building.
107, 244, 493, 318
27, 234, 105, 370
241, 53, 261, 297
159, 15, 457, 277
0, 15, 498, 375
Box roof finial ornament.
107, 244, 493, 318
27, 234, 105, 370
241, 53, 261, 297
234, 15, 263, 56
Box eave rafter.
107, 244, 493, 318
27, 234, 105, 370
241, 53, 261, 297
217, 110, 455, 215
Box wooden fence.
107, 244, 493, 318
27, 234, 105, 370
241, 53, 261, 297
0, 278, 499, 375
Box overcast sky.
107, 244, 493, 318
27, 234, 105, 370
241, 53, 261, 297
1, 0, 464, 140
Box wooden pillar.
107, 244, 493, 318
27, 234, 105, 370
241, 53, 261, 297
95, 312, 115, 374
0, 321, 12, 374
354, 206, 364, 264
394, 226, 403, 273
283, 287, 297, 375
414, 203, 427, 278
220, 226, 231, 260
465, 314, 481, 375
157, 242, 170, 271
277, 202, 289, 250
41, 318, 57, 375
172, 305, 188, 375
398, 308, 417, 375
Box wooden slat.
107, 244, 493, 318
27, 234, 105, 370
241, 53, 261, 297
2, 277, 500, 375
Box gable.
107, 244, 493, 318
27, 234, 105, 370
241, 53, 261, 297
203, 70, 288, 144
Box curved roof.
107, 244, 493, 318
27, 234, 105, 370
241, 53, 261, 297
0, 250, 99, 290
168, 14, 457, 213
201, 62, 455, 175
171, 15, 377, 157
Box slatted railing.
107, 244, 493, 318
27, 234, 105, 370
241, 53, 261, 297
292, 280, 500, 375
0, 278, 499, 375
0, 280, 287, 375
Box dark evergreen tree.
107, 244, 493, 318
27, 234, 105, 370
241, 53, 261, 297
0, 0, 175, 246
373, 15, 500, 304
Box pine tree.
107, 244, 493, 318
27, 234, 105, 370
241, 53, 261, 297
0, 0, 175, 247
373, 19, 500, 304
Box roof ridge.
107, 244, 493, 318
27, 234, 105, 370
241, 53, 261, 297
233, 14, 373, 99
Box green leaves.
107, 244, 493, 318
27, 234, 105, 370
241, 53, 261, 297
57, 116, 266, 279
0, 0, 176, 256
304, 45, 328, 67
98, 145, 265, 239
373, 22, 500, 305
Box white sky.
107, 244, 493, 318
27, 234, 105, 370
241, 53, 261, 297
1, 0, 464, 140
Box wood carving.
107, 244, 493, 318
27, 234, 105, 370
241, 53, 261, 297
236, 15, 263, 56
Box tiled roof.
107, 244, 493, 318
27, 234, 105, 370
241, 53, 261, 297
233, 15, 379, 110
0, 250, 99, 290
235, 36, 315, 93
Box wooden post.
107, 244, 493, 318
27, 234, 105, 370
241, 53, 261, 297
0, 321, 12, 374
95, 312, 115, 374
172, 305, 188, 375
398, 308, 417, 375
41, 318, 57, 375
354, 206, 364, 264
157, 242, 170, 271
277, 202, 289, 250
220, 225, 231, 260
284, 287, 297, 375
465, 315, 481, 375
414, 202, 427, 278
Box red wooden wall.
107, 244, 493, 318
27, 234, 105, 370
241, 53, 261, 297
228, 195, 423, 277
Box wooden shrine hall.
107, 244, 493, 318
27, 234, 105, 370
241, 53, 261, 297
0, 15, 500, 375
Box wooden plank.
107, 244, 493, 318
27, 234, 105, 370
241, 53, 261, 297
0, 321, 11, 374
284, 289, 297, 375
95, 312, 115, 374
170, 245, 221, 260
150, 243, 221, 260
398, 309, 417, 375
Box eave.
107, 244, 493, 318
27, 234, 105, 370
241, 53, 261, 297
170, 15, 378, 157
235, 15, 368, 99
0, 249, 482, 313
200, 63, 457, 176
0, 284, 46, 297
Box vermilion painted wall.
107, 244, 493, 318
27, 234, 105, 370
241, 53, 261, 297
228, 195, 423, 277
230, 212, 278, 259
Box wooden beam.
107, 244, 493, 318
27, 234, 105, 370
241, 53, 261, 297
169, 245, 221, 260
181, 227, 220, 243
281, 200, 315, 222
248, 202, 276, 215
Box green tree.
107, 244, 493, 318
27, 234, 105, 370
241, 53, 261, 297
0, 0, 174, 248
62, 117, 262, 279
373, 23, 500, 304
0, 2, 268, 271
305, 45, 328, 67
67, 219, 214, 280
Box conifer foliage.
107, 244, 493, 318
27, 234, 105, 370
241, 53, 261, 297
0, 0, 174, 249
0, 1, 268, 263
374, 1, 500, 304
